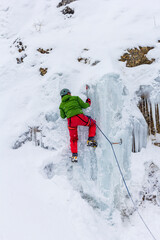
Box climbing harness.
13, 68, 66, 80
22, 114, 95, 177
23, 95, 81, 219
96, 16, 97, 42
95, 122, 157, 240
76, 115, 91, 126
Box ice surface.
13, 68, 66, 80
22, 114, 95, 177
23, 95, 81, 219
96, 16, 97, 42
66, 74, 134, 212
132, 117, 148, 153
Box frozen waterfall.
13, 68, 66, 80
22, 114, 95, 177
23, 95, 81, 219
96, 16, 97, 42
71, 74, 134, 212
42, 73, 149, 214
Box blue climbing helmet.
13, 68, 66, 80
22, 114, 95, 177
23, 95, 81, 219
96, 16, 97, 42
60, 88, 71, 97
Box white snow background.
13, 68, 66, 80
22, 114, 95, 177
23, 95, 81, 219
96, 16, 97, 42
0, 0, 160, 239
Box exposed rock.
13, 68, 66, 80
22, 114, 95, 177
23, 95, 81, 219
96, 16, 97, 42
13, 38, 27, 64
57, 0, 76, 8
78, 57, 100, 66
91, 60, 100, 66
77, 57, 91, 64
154, 142, 160, 147
62, 6, 74, 15
16, 54, 27, 64
16, 57, 22, 64
78, 49, 100, 66
39, 67, 48, 76
13, 38, 27, 53
119, 46, 155, 67
37, 48, 52, 54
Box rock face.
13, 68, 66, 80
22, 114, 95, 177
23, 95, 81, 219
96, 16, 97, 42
39, 67, 48, 76
57, 0, 76, 8
77, 57, 100, 66
37, 48, 52, 54
62, 6, 74, 15
13, 38, 27, 52
37, 48, 51, 75
119, 46, 155, 67
78, 57, 91, 64
12, 38, 27, 64
16, 56, 27, 64
91, 60, 100, 66
77, 49, 100, 66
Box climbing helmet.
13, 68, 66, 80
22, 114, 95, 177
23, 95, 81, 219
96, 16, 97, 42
60, 88, 71, 97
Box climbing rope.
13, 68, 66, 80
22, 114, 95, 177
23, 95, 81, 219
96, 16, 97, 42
95, 122, 157, 240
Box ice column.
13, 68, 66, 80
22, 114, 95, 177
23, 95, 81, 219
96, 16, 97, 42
81, 74, 133, 211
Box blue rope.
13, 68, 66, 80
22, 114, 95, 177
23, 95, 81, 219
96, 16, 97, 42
95, 122, 157, 240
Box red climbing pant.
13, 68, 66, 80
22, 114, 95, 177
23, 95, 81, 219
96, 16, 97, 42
67, 114, 96, 154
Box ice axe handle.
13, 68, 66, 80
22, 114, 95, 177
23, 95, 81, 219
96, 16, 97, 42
86, 84, 90, 98
112, 138, 122, 145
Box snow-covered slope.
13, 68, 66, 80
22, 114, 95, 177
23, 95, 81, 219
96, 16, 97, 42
1, 0, 160, 239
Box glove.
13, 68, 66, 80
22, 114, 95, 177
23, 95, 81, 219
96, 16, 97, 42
86, 98, 91, 106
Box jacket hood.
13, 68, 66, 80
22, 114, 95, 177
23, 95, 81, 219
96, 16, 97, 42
62, 95, 71, 102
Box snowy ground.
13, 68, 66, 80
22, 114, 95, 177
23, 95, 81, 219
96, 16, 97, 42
0, 0, 160, 239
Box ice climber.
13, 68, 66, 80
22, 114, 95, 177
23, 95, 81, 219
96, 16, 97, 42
59, 88, 97, 162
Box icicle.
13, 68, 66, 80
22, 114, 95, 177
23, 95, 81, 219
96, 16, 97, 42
156, 104, 160, 133
150, 102, 156, 136
151, 102, 156, 133
137, 85, 160, 148
132, 128, 135, 152
147, 100, 151, 134
132, 117, 147, 153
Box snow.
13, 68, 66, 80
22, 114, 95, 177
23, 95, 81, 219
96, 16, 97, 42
0, 0, 160, 239
0, 145, 114, 240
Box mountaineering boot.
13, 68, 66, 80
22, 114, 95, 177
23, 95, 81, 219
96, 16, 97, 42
87, 137, 97, 148
71, 153, 78, 163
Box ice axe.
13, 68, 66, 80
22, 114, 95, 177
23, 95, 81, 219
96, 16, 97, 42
86, 84, 90, 98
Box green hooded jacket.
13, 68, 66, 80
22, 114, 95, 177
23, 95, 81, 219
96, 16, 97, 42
59, 95, 90, 119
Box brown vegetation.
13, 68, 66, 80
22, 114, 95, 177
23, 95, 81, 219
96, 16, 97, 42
119, 46, 155, 67
37, 48, 52, 54
39, 67, 48, 76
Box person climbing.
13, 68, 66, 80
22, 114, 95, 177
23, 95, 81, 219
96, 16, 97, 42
59, 88, 97, 162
